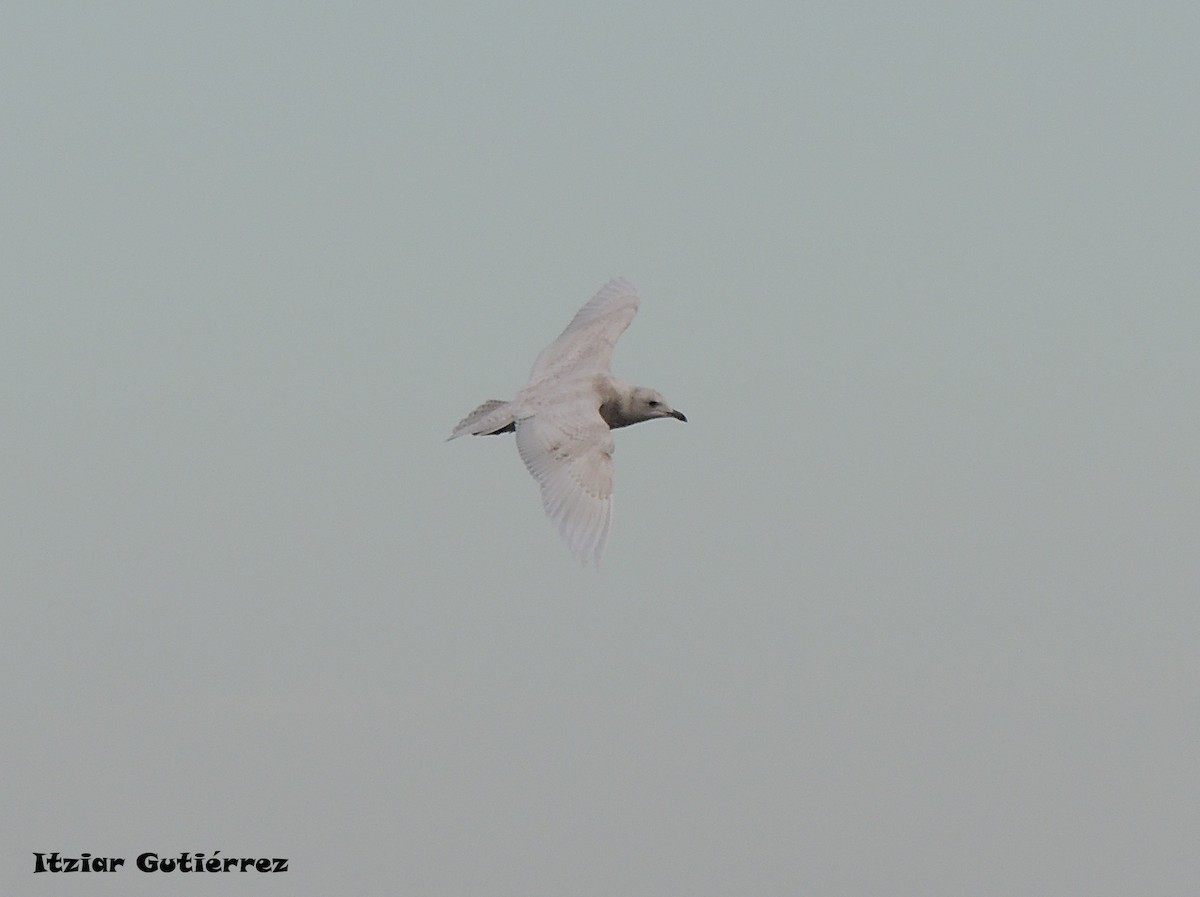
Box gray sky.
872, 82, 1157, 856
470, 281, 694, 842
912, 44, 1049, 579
4, 2, 1199, 895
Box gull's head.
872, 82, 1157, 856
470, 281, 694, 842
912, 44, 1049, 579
630, 387, 687, 424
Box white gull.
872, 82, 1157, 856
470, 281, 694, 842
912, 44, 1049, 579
448, 278, 686, 564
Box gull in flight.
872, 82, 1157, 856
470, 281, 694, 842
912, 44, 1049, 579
449, 278, 687, 564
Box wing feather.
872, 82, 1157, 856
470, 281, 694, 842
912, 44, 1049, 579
515, 402, 615, 565
527, 278, 640, 384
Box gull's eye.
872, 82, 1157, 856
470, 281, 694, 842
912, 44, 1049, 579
647, 400, 660, 407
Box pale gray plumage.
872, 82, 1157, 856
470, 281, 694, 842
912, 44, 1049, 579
448, 278, 686, 564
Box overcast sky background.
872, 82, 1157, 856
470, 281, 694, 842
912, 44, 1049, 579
4, 2, 1199, 895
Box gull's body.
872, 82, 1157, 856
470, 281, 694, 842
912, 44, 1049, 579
448, 278, 686, 564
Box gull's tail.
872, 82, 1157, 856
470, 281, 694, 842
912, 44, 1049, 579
447, 399, 517, 440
